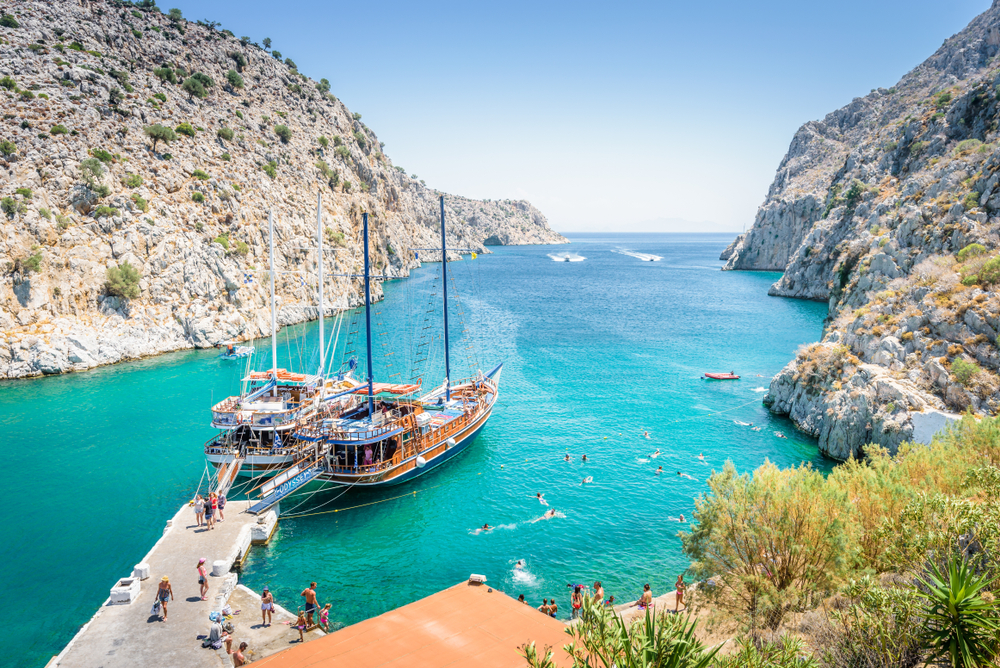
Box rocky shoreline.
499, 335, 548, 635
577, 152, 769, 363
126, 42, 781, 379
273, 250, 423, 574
0, 0, 566, 379
720, 2, 1000, 458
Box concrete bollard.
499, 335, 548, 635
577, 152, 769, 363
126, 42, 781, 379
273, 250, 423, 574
133, 563, 150, 580
211, 559, 228, 577
109, 577, 141, 605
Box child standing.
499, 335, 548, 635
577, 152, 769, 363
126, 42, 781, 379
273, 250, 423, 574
319, 603, 331, 632
295, 610, 307, 642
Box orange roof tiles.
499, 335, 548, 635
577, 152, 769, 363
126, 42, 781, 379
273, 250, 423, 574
253, 582, 574, 668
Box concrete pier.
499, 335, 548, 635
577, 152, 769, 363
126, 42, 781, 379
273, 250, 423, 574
53, 500, 297, 668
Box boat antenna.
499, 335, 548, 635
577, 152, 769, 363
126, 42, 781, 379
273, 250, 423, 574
439, 195, 451, 402
268, 209, 278, 394
316, 192, 325, 380
363, 212, 375, 415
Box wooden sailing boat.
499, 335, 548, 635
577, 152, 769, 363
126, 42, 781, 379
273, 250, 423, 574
205, 197, 361, 479
248, 197, 502, 512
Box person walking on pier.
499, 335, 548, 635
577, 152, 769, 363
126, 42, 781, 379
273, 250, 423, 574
194, 494, 206, 527
197, 558, 209, 600
301, 582, 319, 627
218, 492, 227, 522
261, 586, 274, 626
205, 493, 216, 530
156, 576, 174, 621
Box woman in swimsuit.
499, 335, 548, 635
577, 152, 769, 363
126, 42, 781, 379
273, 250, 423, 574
193, 495, 205, 527
157, 576, 174, 621
571, 585, 584, 620
320, 603, 332, 631
261, 586, 274, 626
197, 558, 209, 600
674, 574, 686, 612
548, 598, 558, 617
632, 583, 652, 610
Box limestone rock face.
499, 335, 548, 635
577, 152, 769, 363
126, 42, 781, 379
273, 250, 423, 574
0, 0, 566, 379
727, 1, 1000, 457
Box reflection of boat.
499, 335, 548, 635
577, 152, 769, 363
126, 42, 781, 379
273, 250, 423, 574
547, 252, 585, 262
614, 250, 662, 262
704, 372, 740, 380
218, 341, 254, 360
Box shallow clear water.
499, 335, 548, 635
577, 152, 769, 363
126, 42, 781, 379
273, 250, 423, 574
2, 233, 830, 666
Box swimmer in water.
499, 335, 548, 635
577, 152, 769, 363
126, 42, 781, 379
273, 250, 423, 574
651, 449, 660, 458
656, 466, 663, 475
543, 509, 556, 518
667, 514, 686, 522
677, 471, 698, 481
515, 560, 525, 570
536, 492, 548, 506
696, 453, 705, 462
482, 523, 492, 531
564, 453, 571, 462
582, 454, 588, 462
582, 476, 593, 484
643, 431, 650, 439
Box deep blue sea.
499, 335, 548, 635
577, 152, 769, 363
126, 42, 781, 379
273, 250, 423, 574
0, 233, 831, 666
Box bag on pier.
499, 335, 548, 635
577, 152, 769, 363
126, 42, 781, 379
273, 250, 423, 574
150, 600, 161, 616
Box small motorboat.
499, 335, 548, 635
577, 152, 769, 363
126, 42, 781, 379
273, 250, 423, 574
704, 372, 740, 380
219, 341, 254, 360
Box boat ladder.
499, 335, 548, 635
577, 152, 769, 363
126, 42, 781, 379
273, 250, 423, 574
213, 457, 243, 497
247, 462, 323, 515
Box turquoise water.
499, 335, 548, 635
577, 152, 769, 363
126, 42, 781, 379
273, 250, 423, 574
2, 233, 829, 666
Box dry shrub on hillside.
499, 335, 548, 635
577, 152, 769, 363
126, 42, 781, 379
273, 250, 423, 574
910, 255, 954, 287
793, 344, 857, 384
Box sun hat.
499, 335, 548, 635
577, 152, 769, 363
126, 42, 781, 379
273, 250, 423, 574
263, 586, 269, 591
162, 576, 169, 581
199, 558, 206, 564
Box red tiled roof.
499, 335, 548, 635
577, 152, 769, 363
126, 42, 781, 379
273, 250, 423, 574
253, 582, 574, 668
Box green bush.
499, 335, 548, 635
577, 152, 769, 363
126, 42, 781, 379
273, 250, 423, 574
955, 139, 983, 156
175, 122, 195, 137
50, 124, 68, 135
221, 152, 231, 162
353, 130, 366, 148
232, 240, 249, 256
80, 158, 104, 189
168, 8, 182, 21
978, 256, 1000, 285
318, 135, 329, 148
0, 197, 15, 216
910, 140, 928, 156
333, 135, 343, 146
0, 75, 15, 90
934, 91, 952, 108
191, 72, 213, 89
105, 261, 141, 299
191, 192, 205, 203
131, 9, 142, 18
917, 556, 1000, 667
217, 127, 234, 141
262, 161, 277, 179
93, 184, 110, 198
153, 92, 166, 102
19, 90, 34, 100
182, 77, 206, 98
192, 169, 209, 180
92, 148, 114, 164
125, 173, 143, 188
131, 193, 148, 212
131, 29, 141, 39
15, 187, 31, 199
272, 50, 282, 60
284, 57, 297, 70
94, 205, 118, 218
235, 110, 243, 120
352, 112, 361, 120
108, 87, 124, 107
951, 357, 981, 385
0, 14, 19, 28
274, 124, 292, 143
228, 51, 247, 71
958, 243, 987, 262
153, 66, 177, 84
334, 145, 350, 159
0, 139, 16, 157
21, 251, 42, 273
144, 124, 176, 151
213, 233, 229, 249
38, 207, 50, 219
226, 69, 243, 89
964, 191, 981, 210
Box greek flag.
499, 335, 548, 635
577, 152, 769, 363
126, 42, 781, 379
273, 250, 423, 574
243, 272, 253, 284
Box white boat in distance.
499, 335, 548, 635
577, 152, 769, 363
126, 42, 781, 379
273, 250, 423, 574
547, 252, 586, 262
614, 250, 662, 262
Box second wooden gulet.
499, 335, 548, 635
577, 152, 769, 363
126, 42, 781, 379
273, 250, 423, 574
241, 196, 502, 513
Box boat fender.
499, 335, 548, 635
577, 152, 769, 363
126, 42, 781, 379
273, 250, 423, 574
446, 438, 456, 449
415, 456, 427, 468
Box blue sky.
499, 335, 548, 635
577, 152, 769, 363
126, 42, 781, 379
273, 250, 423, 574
165, 0, 989, 232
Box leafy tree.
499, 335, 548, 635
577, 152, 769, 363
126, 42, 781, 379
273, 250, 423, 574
226, 69, 244, 89
352, 112, 362, 120
317, 78, 330, 93
20, 251, 42, 273
175, 122, 195, 137
153, 66, 177, 84
239, 35, 250, 46
217, 127, 234, 141
284, 57, 297, 70
228, 51, 247, 71
143, 123, 176, 151
182, 76, 206, 99
191, 192, 204, 203
105, 261, 141, 299
108, 87, 124, 107
272, 50, 282, 60
918, 556, 1000, 668
168, 8, 182, 21
80, 158, 104, 189
274, 124, 292, 143
262, 37, 271, 49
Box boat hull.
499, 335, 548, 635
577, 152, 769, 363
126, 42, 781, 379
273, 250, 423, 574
206, 451, 296, 476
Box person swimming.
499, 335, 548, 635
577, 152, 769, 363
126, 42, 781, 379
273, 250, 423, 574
677, 471, 698, 481
696, 453, 705, 462
582, 454, 588, 462
482, 523, 492, 531
536, 492, 548, 506
651, 449, 660, 458
643, 431, 650, 439
655, 466, 663, 475
582, 476, 593, 484
564, 453, 571, 462
543, 509, 556, 519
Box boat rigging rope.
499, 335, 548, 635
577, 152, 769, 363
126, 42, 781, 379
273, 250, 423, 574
278, 483, 445, 520
278, 475, 362, 516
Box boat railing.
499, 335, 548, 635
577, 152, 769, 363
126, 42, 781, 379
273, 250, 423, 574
296, 409, 409, 442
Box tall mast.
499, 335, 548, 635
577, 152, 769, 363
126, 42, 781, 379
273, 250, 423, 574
439, 196, 451, 402
362, 212, 375, 415
268, 209, 278, 390
316, 193, 325, 379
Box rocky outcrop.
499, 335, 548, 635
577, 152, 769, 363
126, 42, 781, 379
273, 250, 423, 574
0, 0, 566, 379
724, 1, 1000, 458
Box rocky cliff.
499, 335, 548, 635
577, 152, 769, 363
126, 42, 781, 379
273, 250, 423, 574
0, 0, 566, 379
723, 1, 1000, 459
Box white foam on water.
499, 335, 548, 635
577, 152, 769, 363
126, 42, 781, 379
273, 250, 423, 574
613, 250, 663, 262
547, 253, 586, 262
753, 387, 767, 393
